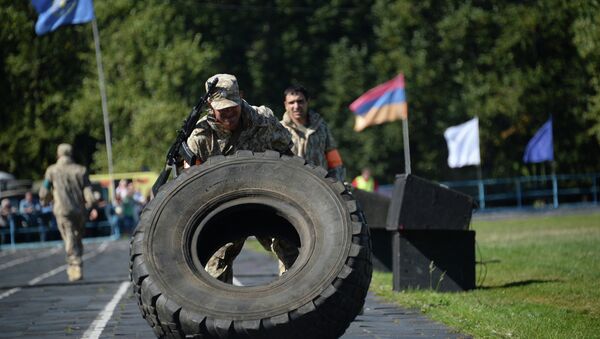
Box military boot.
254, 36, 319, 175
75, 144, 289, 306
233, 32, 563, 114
67, 265, 82, 282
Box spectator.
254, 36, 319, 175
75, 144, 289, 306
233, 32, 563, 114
127, 181, 145, 220
0, 198, 15, 244
111, 193, 135, 235
19, 191, 41, 227
121, 185, 137, 234
40, 201, 57, 229
352, 168, 378, 192
86, 191, 108, 237
0, 198, 16, 229
111, 195, 123, 232
115, 179, 128, 200
90, 191, 108, 222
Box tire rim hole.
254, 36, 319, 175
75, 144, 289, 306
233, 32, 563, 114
193, 203, 301, 287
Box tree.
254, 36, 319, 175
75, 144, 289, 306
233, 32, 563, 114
68, 1, 217, 173
0, 1, 93, 178
1, 1, 598, 183
369, 0, 600, 180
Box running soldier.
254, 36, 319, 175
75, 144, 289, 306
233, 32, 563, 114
186, 73, 297, 283
281, 84, 345, 182
39, 143, 95, 281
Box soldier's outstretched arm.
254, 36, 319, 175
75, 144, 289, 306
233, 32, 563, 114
39, 169, 53, 206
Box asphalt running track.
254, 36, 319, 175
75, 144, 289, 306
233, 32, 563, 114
0, 239, 468, 338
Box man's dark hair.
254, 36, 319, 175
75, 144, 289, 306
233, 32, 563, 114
284, 84, 309, 101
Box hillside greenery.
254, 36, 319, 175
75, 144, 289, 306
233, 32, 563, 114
1, 1, 599, 182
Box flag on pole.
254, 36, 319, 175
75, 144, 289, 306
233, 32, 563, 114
523, 117, 553, 163
349, 74, 408, 132
444, 117, 481, 168
31, 0, 95, 36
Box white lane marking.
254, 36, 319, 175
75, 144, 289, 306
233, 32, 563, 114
27, 264, 69, 286
81, 281, 131, 339
28, 242, 109, 285
0, 247, 61, 271
0, 287, 21, 299
233, 277, 243, 286
0, 242, 110, 300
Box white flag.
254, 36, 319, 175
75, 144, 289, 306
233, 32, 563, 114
444, 117, 481, 168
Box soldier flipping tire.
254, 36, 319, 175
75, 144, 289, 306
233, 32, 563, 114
130, 151, 372, 338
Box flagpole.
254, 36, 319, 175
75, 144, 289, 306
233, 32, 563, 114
551, 161, 558, 208
92, 18, 115, 203
476, 165, 485, 209
402, 118, 411, 174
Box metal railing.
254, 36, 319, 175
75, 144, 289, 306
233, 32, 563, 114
440, 173, 599, 210
0, 214, 120, 249
378, 173, 599, 211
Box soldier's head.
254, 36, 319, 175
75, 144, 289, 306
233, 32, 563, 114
206, 74, 242, 131
284, 84, 309, 126
57, 143, 72, 158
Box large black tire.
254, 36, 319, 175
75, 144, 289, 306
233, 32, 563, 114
130, 151, 372, 338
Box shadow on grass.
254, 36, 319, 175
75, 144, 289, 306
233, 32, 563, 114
478, 278, 561, 290
477, 259, 501, 264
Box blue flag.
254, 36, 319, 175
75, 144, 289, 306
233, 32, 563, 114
32, 0, 95, 36
523, 117, 554, 163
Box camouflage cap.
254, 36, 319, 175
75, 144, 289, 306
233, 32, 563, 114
206, 74, 241, 110
57, 143, 72, 157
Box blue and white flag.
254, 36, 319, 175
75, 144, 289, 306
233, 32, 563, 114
523, 117, 554, 163
444, 117, 481, 168
31, 0, 95, 36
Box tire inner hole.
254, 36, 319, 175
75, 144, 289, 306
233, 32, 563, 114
195, 203, 301, 286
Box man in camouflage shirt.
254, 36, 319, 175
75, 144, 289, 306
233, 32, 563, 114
186, 75, 293, 164
281, 84, 345, 182
39, 144, 96, 282
186, 73, 297, 283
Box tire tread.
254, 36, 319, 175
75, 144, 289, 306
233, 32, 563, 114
130, 151, 372, 338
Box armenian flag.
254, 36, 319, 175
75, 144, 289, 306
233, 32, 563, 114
349, 74, 408, 132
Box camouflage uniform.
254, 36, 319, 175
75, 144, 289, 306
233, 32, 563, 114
281, 110, 344, 180
39, 144, 95, 281
187, 89, 297, 283
187, 100, 292, 161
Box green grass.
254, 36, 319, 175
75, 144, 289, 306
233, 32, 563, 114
370, 212, 600, 338
243, 236, 277, 257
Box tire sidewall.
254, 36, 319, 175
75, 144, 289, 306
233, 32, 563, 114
144, 155, 353, 320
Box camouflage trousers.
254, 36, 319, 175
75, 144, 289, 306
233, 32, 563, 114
55, 214, 85, 268
205, 236, 299, 283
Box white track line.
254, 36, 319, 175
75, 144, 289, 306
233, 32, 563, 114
81, 281, 131, 339
0, 287, 20, 300
0, 247, 61, 271
0, 242, 110, 300
26, 263, 69, 286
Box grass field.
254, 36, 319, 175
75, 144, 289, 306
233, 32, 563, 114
370, 211, 600, 338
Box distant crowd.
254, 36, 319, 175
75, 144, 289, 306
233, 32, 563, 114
1, 168, 380, 244
0, 178, 149, 242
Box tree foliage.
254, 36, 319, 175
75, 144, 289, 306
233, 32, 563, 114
1, 0, 598, 183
